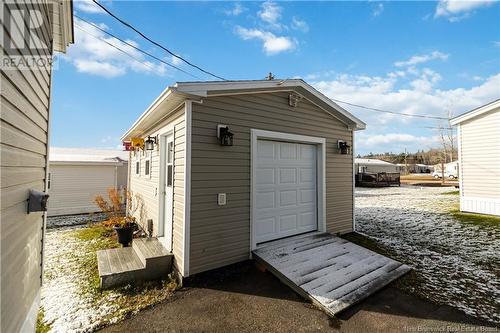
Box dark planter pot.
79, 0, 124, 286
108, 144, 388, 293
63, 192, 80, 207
113, 223, 135, 247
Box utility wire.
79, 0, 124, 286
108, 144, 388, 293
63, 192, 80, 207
75, 23, 161, 73
331, 98, 449, 120
75, 15, 202, 80
91, 0, 226, 81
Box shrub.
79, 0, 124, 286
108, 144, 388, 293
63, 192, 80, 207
94, 189, 144, 227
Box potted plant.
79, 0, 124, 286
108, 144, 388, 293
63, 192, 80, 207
112, 216, 136, 247
95, 189, 143, 247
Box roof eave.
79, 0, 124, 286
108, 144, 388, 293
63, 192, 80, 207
450, 99, 500, 125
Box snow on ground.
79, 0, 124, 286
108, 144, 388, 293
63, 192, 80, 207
41, 225, 175, 333
41, 226, 122, 333
47, 213, 107, 229
355, 186, 500, 324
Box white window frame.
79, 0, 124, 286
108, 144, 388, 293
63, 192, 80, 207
135, 153, 141, 176
250, 129, 327, 251
144, 152, 152, 178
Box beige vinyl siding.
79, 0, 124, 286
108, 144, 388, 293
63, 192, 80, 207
47, 164, 128, 216
460, 108, 500, 198
128, 106, 185, 272
0, 1, 52, 332
189, 92, 353, 275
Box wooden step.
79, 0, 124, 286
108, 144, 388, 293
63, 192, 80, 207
97, 237, 173, 289
97, 247, 145, 289
132, 237, 171, 266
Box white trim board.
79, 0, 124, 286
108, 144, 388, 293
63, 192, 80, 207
250, 129, 327, 251
461, 196, 500, 216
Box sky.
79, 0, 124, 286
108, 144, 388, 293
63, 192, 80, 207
51, 0, 500, 155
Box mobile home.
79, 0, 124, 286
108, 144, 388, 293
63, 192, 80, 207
0, 1, 73, 331
48, 148, 128, 216
451, 99, 500, 216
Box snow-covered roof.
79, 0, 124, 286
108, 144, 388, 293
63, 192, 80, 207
50, 147, 128, 165
355, 158, 396, 166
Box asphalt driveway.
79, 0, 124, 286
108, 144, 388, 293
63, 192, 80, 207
99, 261, 494, 333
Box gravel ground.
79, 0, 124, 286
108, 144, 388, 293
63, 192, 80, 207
47, 213, 107, 229
355, 186, 500, 324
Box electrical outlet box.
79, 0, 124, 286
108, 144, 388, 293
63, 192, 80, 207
217, 193, 227, 206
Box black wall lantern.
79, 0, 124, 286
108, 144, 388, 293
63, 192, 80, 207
338, 140, 351, 155
217, 124, 234, 146
145, 135, 157, 151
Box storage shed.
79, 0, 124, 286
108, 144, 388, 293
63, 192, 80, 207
122, 80, 365, 278
450, 99, 500, 216
48, 148, 128, 216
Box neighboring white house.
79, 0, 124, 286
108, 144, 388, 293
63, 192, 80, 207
355, 158, 400, 174
48, 148, 128, 216
450, 99, 500, 216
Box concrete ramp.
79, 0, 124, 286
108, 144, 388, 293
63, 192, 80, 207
253, 233, 410, 316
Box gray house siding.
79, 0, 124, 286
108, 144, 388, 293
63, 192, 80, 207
189, 92, 353, 275
1, 1, 52, 332
128, 106, 186, 275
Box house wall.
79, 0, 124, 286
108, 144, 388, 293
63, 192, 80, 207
47, 163, 128, 216
459, 108, 500, 215
0, 1, 52, 332
128, 106, 186, 273
189, 92, 353, 275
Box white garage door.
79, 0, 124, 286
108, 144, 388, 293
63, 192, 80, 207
255, 140, 317, 243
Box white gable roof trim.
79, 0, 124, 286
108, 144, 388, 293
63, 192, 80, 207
450, 99, 500, 125
121, 80, 366, 140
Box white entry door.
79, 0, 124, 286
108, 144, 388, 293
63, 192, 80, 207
162, 134, 174, 251
254, 140, 318, 244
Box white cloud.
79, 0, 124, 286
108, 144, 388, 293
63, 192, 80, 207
310, 69, 500, 153
66, 18, 168, 78
357, 133, 440, 149
235, 26, 296, 55
171, 55, 183, 66
224, 3, 246, 16
291, 17, 309, 32
258, 1, 282, 28
435, 0, 496, 21
395, 51, 449, 67
74, 0, 105, 14
372, 3, 384, 17
74, 59, 125, 78
493, 41, 500, 47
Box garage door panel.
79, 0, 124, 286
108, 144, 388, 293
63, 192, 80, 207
279, 168, 297, 184
255, 140, 317, 243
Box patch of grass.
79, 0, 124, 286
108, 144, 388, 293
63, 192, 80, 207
450, 208, 500, 228
65, 223, 178, 329
441, 190, 459, 195
70, 224, 119, 295
36, 308, 51, 333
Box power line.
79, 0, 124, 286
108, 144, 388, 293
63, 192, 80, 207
75, 23, 159, 73
331, 98, 449, 120
91, 0, 226, 81
75, 15, 202, 80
